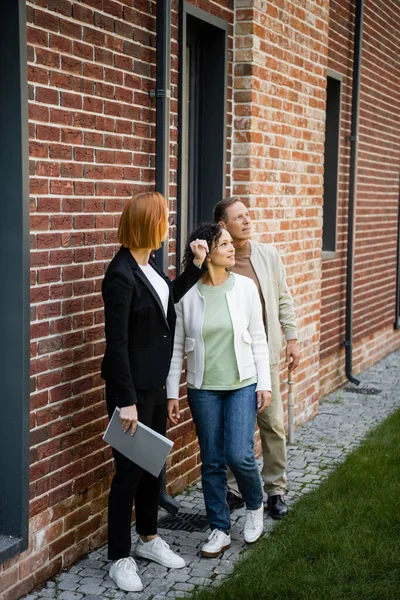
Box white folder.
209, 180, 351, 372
103, 407, 173, 477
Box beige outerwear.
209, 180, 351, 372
249, 241, 297, 365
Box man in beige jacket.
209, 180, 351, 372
213, 198, 299, 519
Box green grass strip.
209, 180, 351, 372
189, 409, 400, 600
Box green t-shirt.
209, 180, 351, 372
192, 274, 257, 391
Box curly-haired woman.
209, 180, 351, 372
166, 223, 271, 558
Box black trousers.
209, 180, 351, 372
106, 382, 167, 560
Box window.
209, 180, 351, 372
322, 71, 342, 258
0, 0, 30, 564
177, 3, 228, 266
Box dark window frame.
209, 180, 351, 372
395, 193, 400, 330
177, 1, 228, 269
0, 0, 31, 564
322, 69, 343, 260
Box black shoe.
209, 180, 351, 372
227, 490, 245, 512
266, 495, 288, 520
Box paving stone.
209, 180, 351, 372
37, 591, 56, 598
165, 571, 191, 583
189, 576, 213, 586
101, 579, 118, 589
77, 596, 110, 600
56, 574, 82, 584
58, 581, 80, 592
76, 583, 106, 595
141, 580, 174, 596
78, 560, 105, 571
214, 560, 234, 574
101, 590, 124, 598
78, 568, 106, 579
165, 568, 192, 583
174, 582, 196, 592
58, 593, 84, 600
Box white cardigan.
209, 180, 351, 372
166, 273, 271, 399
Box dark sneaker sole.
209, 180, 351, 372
268, 511, 286, 520
201, 543, 231, 558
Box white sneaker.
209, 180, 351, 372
109, 557, 143, 592
135, 536, 186, 569
201, 529, 231, 558
244, 503, 264, 543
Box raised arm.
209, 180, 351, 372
170, 239, 208, 303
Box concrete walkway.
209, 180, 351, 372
22, 350, 400, 600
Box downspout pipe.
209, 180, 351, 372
153, 0, 181, 515
344, 0, 364, 386
154, 0, 171, 274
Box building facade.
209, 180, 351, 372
1, 1, 399, 598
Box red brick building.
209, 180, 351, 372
1, 1, 399, 598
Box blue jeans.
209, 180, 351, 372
188, 384, 263, 532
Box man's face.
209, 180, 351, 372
220, 202, 252, 242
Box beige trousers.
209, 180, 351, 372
227, 363, 286, 497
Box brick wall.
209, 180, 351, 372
232, 0, 330, 427
319, 0, 400, 395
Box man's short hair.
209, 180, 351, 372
213, 197, 239, 223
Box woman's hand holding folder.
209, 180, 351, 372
120, 404, 138, 435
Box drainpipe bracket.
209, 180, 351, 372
346, 135, 357, 142
149, 88, 171, 99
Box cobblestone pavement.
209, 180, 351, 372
23, 350, 400, 600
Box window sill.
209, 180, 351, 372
0, 534, 24, 565
322, 251, 338, 261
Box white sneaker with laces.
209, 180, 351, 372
201, 529, 231, 558
109, 557, 143, 592
135, 536, 186, 569
244, 503, 264, 543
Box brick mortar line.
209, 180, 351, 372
32, 398, 106, 423
27, 68, 155, 96
32, 385, 105, 409
30, 121, 157, 136
235, 41, 328, 67
32, 386, 105, 409
29, 172, 155, 180
30, 414, 105, 442
26, 2, 156, 40
239, 10, 330, 42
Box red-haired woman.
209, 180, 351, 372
101, 192, 207, 592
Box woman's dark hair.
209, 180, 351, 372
182, 222, 223, 269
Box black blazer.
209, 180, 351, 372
101, 246, 203, 407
